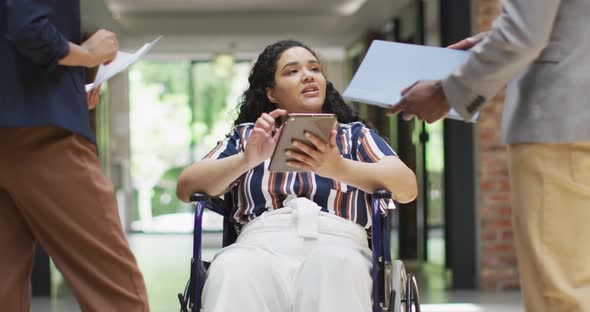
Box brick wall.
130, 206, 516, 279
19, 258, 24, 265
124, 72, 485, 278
475, 0, 520, 290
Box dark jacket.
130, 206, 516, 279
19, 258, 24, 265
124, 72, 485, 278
0, 0, 93, 142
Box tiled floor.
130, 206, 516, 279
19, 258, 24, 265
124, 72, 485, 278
31, 233, 524, 312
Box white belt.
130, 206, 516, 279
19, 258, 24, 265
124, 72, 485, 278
284, 196, 321, 239
240, 196, 367, 246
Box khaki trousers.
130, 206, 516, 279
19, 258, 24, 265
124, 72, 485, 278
0, 127, 149, 311
509, 143, 590, 312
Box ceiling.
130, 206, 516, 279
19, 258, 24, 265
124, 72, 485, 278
81, 0, 414, 59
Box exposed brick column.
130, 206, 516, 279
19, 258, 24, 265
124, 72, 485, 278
475, 0, 520, 290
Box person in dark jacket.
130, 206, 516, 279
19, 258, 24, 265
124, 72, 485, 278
0, 1, 149, 310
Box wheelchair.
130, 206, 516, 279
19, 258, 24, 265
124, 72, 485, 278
178, 189, 421, 312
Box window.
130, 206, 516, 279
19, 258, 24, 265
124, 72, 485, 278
128, 58, 251, 233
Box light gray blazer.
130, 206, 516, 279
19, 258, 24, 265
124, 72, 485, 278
442, 0, 590, 144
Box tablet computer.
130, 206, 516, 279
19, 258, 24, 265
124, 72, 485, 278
269, 113, 337, 172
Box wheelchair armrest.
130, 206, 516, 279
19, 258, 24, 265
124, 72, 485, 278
373, 189, 392, 199
190, 192, 224, 207
189, 192, 227, 216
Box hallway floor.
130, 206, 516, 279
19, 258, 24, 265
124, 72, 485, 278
31, 233, 524, 312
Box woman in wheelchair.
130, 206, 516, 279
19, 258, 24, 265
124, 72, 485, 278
176, 40, 417, 312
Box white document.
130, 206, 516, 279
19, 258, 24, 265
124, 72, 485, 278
343, 40, 477, 122
85, 36, 162, 92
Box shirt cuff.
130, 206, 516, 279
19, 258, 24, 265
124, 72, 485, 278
46, 34, 70, 71
441, 75, 484, 122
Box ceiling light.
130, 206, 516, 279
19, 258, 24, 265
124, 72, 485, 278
337, 0, 367, 16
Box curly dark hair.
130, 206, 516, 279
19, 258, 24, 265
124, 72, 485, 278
233, 40, 362, 126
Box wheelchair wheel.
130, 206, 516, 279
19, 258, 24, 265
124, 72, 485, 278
391, 260, 421, 312
391, 260, 407, 312
404, 273, 421, 312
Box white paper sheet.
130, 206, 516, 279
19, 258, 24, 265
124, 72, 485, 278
85, 36, 162, 92
342, 40, 478, 122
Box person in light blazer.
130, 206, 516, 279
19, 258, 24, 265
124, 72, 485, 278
390, 0, 590, 311
0, 0, 149, 310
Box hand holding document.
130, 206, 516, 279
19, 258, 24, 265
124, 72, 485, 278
85, 36, 162, 92
343, 40, 478, 122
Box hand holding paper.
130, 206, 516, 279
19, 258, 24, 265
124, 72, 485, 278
86, 84, 101, 110
390, 80, 452, 123
342, 40, 478, 122
446, 32, 488, 51
82, 29, 119, 67
85, 36, 162, 92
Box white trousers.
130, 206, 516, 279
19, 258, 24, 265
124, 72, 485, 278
202, 197, 373, 312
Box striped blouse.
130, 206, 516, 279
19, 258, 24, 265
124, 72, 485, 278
204, 121, 397, 228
